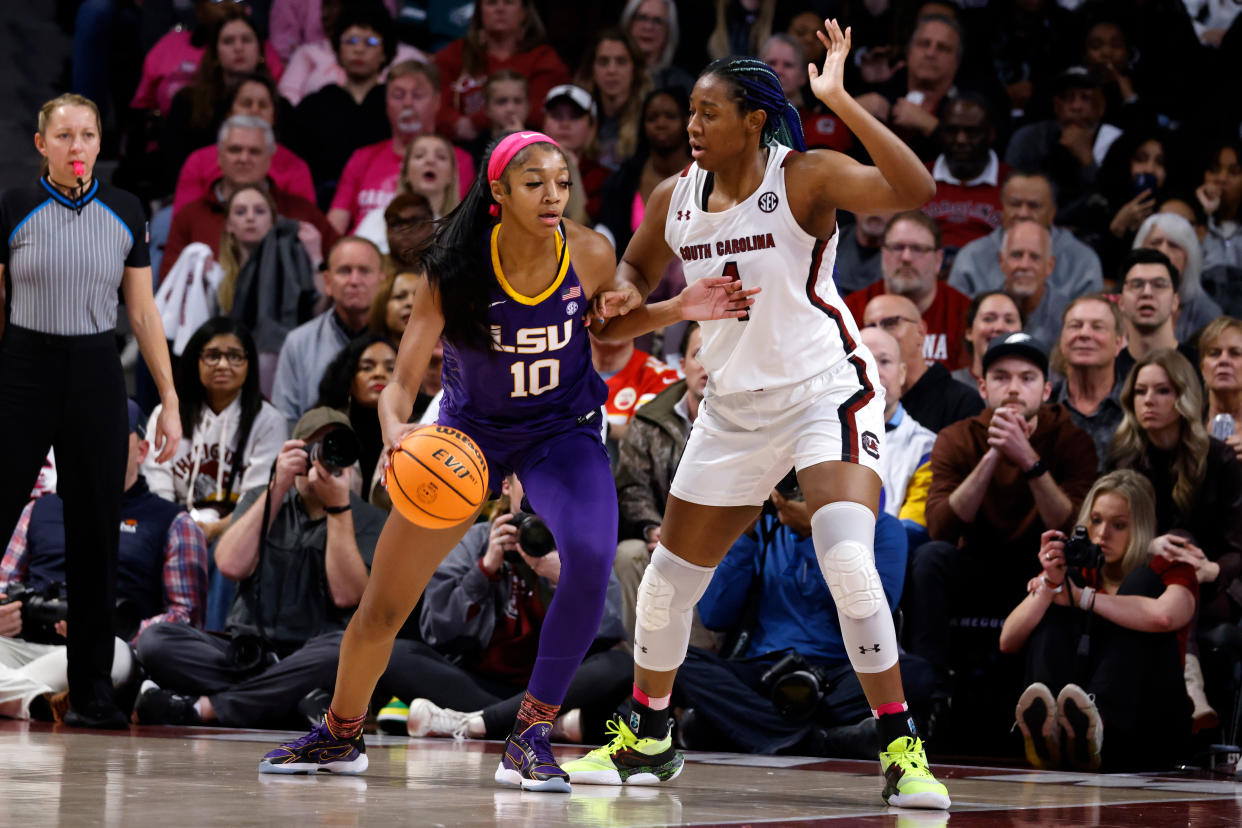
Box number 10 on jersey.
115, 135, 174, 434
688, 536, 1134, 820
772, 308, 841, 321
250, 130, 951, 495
510, 358, 561, 397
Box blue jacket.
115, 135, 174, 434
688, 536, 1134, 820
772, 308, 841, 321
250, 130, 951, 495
698, 511, 907, 664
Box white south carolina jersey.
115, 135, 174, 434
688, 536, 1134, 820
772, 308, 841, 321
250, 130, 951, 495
664, 143, 864, 397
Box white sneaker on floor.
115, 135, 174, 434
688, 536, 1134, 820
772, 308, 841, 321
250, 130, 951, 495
406, 698, 478, 739
1056, 684, 1103, 771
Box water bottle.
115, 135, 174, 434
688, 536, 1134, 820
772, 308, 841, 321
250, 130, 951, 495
1211, 413, 1235, 440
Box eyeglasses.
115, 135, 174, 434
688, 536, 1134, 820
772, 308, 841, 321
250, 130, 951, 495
632, 13, 668, 26
882, 242, 937, 256
200, 349, 247, 367
342, 35, 382, 47
863, 315, 920, 332
1122, 277, 1173, 293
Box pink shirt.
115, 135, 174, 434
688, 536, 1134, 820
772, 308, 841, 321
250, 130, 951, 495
330, 139, 475, 230
173, 143, 317, 214
269, 0, 399, 61
277, 40, 428, 106
131, 29, 286, 113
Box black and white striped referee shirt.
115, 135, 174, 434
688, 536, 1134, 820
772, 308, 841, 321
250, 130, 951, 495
0, 177, 149, 335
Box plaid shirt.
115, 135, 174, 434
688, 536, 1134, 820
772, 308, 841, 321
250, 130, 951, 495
0, 501, 207, 643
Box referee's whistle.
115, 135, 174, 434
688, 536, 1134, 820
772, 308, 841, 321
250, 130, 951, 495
72, 160, 85, 177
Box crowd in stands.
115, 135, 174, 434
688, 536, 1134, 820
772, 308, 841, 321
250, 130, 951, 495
6, 0, 1242, 776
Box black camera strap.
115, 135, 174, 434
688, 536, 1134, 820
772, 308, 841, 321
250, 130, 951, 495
722, 510, 776, 660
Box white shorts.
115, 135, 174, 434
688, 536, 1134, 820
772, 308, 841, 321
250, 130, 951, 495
670, 353, 886, 507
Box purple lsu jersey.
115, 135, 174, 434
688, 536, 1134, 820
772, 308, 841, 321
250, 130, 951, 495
438, 225, 607, 439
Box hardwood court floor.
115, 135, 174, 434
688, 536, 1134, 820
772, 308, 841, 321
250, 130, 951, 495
1, 720, 1239, 826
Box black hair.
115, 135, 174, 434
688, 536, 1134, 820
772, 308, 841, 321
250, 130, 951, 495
331, 1, 398, 66
316, 332, 394, 410
416, 136, 568, 351
940, 90, 994, 130
175, 317, 263, 498
678, 321, 700, 357
698, 57, 806, 151
636, 86, 690, 158
1118, 247, 1179, 292
1096, 126, 1181, 213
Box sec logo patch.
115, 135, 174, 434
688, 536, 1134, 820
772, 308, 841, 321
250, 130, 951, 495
757, 192, 779, 213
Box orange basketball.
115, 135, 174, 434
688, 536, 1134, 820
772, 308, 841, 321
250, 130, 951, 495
388, 425, 489, 529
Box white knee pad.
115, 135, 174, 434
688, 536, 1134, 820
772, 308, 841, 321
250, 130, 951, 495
633, 544, 716, 672
811, 502, 898, 673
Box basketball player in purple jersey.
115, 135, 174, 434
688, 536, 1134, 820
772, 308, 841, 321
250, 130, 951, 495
564, 21, 950, 809
258, 131, 756, 790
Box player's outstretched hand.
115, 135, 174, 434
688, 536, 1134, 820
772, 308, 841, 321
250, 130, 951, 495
380, 423, 429, 490
679, 275, 761, 321
588, 281, 644, 323
808, 18, 851, 106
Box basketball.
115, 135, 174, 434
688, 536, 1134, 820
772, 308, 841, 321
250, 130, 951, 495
388, 426, 489, 529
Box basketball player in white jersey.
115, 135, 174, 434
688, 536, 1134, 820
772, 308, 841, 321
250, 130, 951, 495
566, 20, 950, 809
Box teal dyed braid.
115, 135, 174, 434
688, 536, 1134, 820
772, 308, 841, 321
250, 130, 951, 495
703, 57, 806, 151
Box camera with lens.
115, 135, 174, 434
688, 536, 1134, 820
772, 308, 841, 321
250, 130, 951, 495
758, 650, 835, 721
0, 582, 69, 644
304, 426, 360, 477
1062, 525, 1103, 569
506, 512, 556, 562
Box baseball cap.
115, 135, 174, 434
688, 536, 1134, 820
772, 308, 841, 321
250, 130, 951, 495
293, 407, 353, 442
544, 84, 596, 119
981, 332, 1049, 378
127, 399, 146, 438
1052, 65, 1102, 95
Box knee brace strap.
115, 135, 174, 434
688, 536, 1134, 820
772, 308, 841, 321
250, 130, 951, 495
633, 544, 715, 672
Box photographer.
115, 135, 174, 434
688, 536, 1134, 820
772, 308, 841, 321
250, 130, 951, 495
999, 470, 1196, 773
133, 408, 386, 729
383, 474, 630, 745
667, 477, 930, 757
0, 401, 206, 724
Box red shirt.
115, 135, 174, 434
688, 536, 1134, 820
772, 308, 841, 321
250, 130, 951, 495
604, 349, 679, 430
472, 565, 546, 683
798, 107, 853, 153
434, 39, 570, 135
174, 144, 315, 213
922, 153, 1009, 253
845, 281, 972, 370
329, 139, 475, 230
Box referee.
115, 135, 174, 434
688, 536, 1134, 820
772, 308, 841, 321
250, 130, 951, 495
0, 94, 181, 728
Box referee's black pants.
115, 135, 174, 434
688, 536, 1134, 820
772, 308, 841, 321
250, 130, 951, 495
0, 325, 127, 711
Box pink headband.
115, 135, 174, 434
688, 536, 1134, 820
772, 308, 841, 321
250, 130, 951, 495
486, 131, 561, 216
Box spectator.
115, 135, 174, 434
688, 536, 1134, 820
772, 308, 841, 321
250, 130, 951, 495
159, 115, 338, 284
212, 186, 323, 391
612, 324, 718, 650
542, 84, 609, 222
706, 0, 775, 60
1000, 470, 1196, 772
922, 94, 1008, 259
1004, 66, 1121, 230
269, 0, 400, 61
1200, 316, 1242, 459
461, 69, 532, 168
1114, 248, 1198, 384
314, 333, 396, 499
621, 0, 695, 95
174, 73, 316, 213
329, 61, 474, 235
591, 331, 679, 445
855, 14, 965, 161
671, 484, 926, 757
834, 210, 891, 295
598, 88, 691, 258
1001, 220, 1072, 348
355, 134, 458, 253
162, 10, 276, 192
367, 271, 443, 424
1196, 137, 1242, 314
278, 0, 426, 105
949, 171, 1104, 300
1089, 128, 1180, 275
0, 400, 207, 721
134, 408, 387, 729
1133, 213, 1223, 342
1082, 18, 1145, 128
861, 327, 936, 544
385, 472, 630, 746
951, 291, 1025, 390
373, 192, 436, 269
142, 318, 287, 544
577, 28, 651, 171
434, 0, 570, 142
845, 211, 971, 371
1049, 295, 1127, 470
760, 34, 851, 153
130, 0, 284, 116
287, 3, 397, 201
787, 9, 826, 69
861, 294, 983, 433
909, 332, 1099, 703
271, 237, 386, 426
